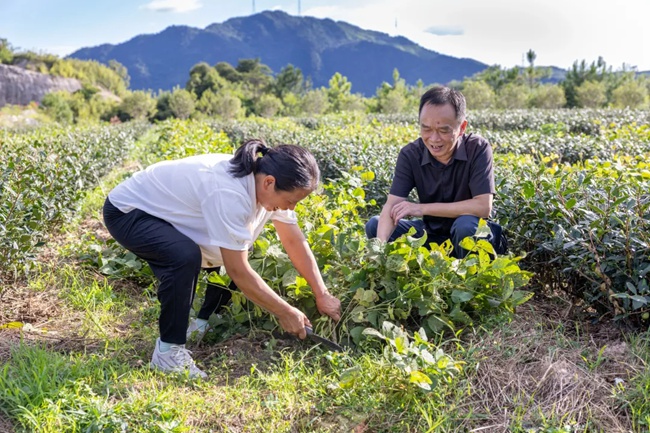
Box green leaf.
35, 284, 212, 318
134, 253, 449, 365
475, 219, 492, 238
523, 181, 535, 198
361, 171, 375, 182
459, 237, 476, 251
385, 254, 408, 273
476, 239, 496, 255
394, 336, 408, 354
362, 328, 385, 340
409, 370, 432, 389
510, 290, 534, 306
451, 289, 474, 303
282, 269, 299, 287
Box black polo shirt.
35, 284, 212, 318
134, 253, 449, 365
389, 133, 495, 235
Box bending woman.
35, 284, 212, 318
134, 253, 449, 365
103, 139, 341, 379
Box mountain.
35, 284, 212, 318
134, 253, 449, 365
68, 10, 488, 96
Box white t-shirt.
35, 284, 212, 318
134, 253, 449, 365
108, 154, 297, 267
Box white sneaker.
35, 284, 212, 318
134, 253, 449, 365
186, 318, 209, 341
150, 338, 207, 379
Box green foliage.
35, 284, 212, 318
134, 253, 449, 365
373, 69, 416, 114
462, 80, 496, 109
528, 84, 566, 109
79, 237, 155, 284
497, 83, 530, 109
119, 90, 157, 121
197, 89, 245, 119
272, 64, 305, 98
300, 88, 330, 115
0, 123, 149, 275
133, 119, 233, 165
253, 93, 283, 118
185, 62, 227, 99
168, 87, 196, 120
49, 58, 129, 96
473, 65, 522, 91
575, 80, 607, 108
40, 91, 74, 124
362, 322, 463, 391
0, 37, 14, 63
495, 154, 650, 321
561, 57, 612, 108
611, 79, 649, 109
326, 72, 356, 113
246, 170, 531, 338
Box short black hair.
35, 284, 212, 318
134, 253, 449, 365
418, 86, 466, 122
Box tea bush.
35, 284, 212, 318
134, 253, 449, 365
0, 122, 149, 274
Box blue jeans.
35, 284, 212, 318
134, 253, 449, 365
364, 215, 507, 258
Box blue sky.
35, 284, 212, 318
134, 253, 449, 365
1, 0, 649, 71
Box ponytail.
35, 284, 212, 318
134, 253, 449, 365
228, 138, 320, 192
228, 138, 270, 178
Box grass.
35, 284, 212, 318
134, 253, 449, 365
3, 246, 649, 432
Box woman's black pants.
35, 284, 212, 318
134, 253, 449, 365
103, 197, 235, 344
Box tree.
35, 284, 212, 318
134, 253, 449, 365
119, 90, 156, 120
496, 83, 529, 109
528, 84, 566, 108
525, 49, 537, 87
611, 79, 648, 109
186, 62, 227, 99
197, 90, 244, 120
236, 58, 273, 98
108, 60, 130, 89
575, 80, 607, 108
0, 38, 14, 64
41, 91, 74, 124
273, 64, 305, 98
327, 72, 354, 113
561, 57, 611, 107
254, 94, 283, 118
215, 62, 242, 83
380, 92, 408, 113
168, 88, 196, 119
280, 92, 302, 116
300, 88, 330, 115
473, 65, 522, 92
374, 69, 410, 114
461, 80, 495, 109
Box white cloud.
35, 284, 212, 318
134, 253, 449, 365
141, 0, 202, 13
424, 25, 464, 36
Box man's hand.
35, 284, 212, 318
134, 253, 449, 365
316, 292, 341, 322
390, 201, 423, 223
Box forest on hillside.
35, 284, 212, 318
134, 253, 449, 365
1, 38, 649, 126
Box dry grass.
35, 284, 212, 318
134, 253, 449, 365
459, 298, 642, 432
0, 412, 15, 433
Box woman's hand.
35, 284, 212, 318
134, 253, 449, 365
316, 292, 341, 322
278, 306, 311, 339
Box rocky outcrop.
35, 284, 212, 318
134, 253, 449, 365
0, 64, 82, 107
